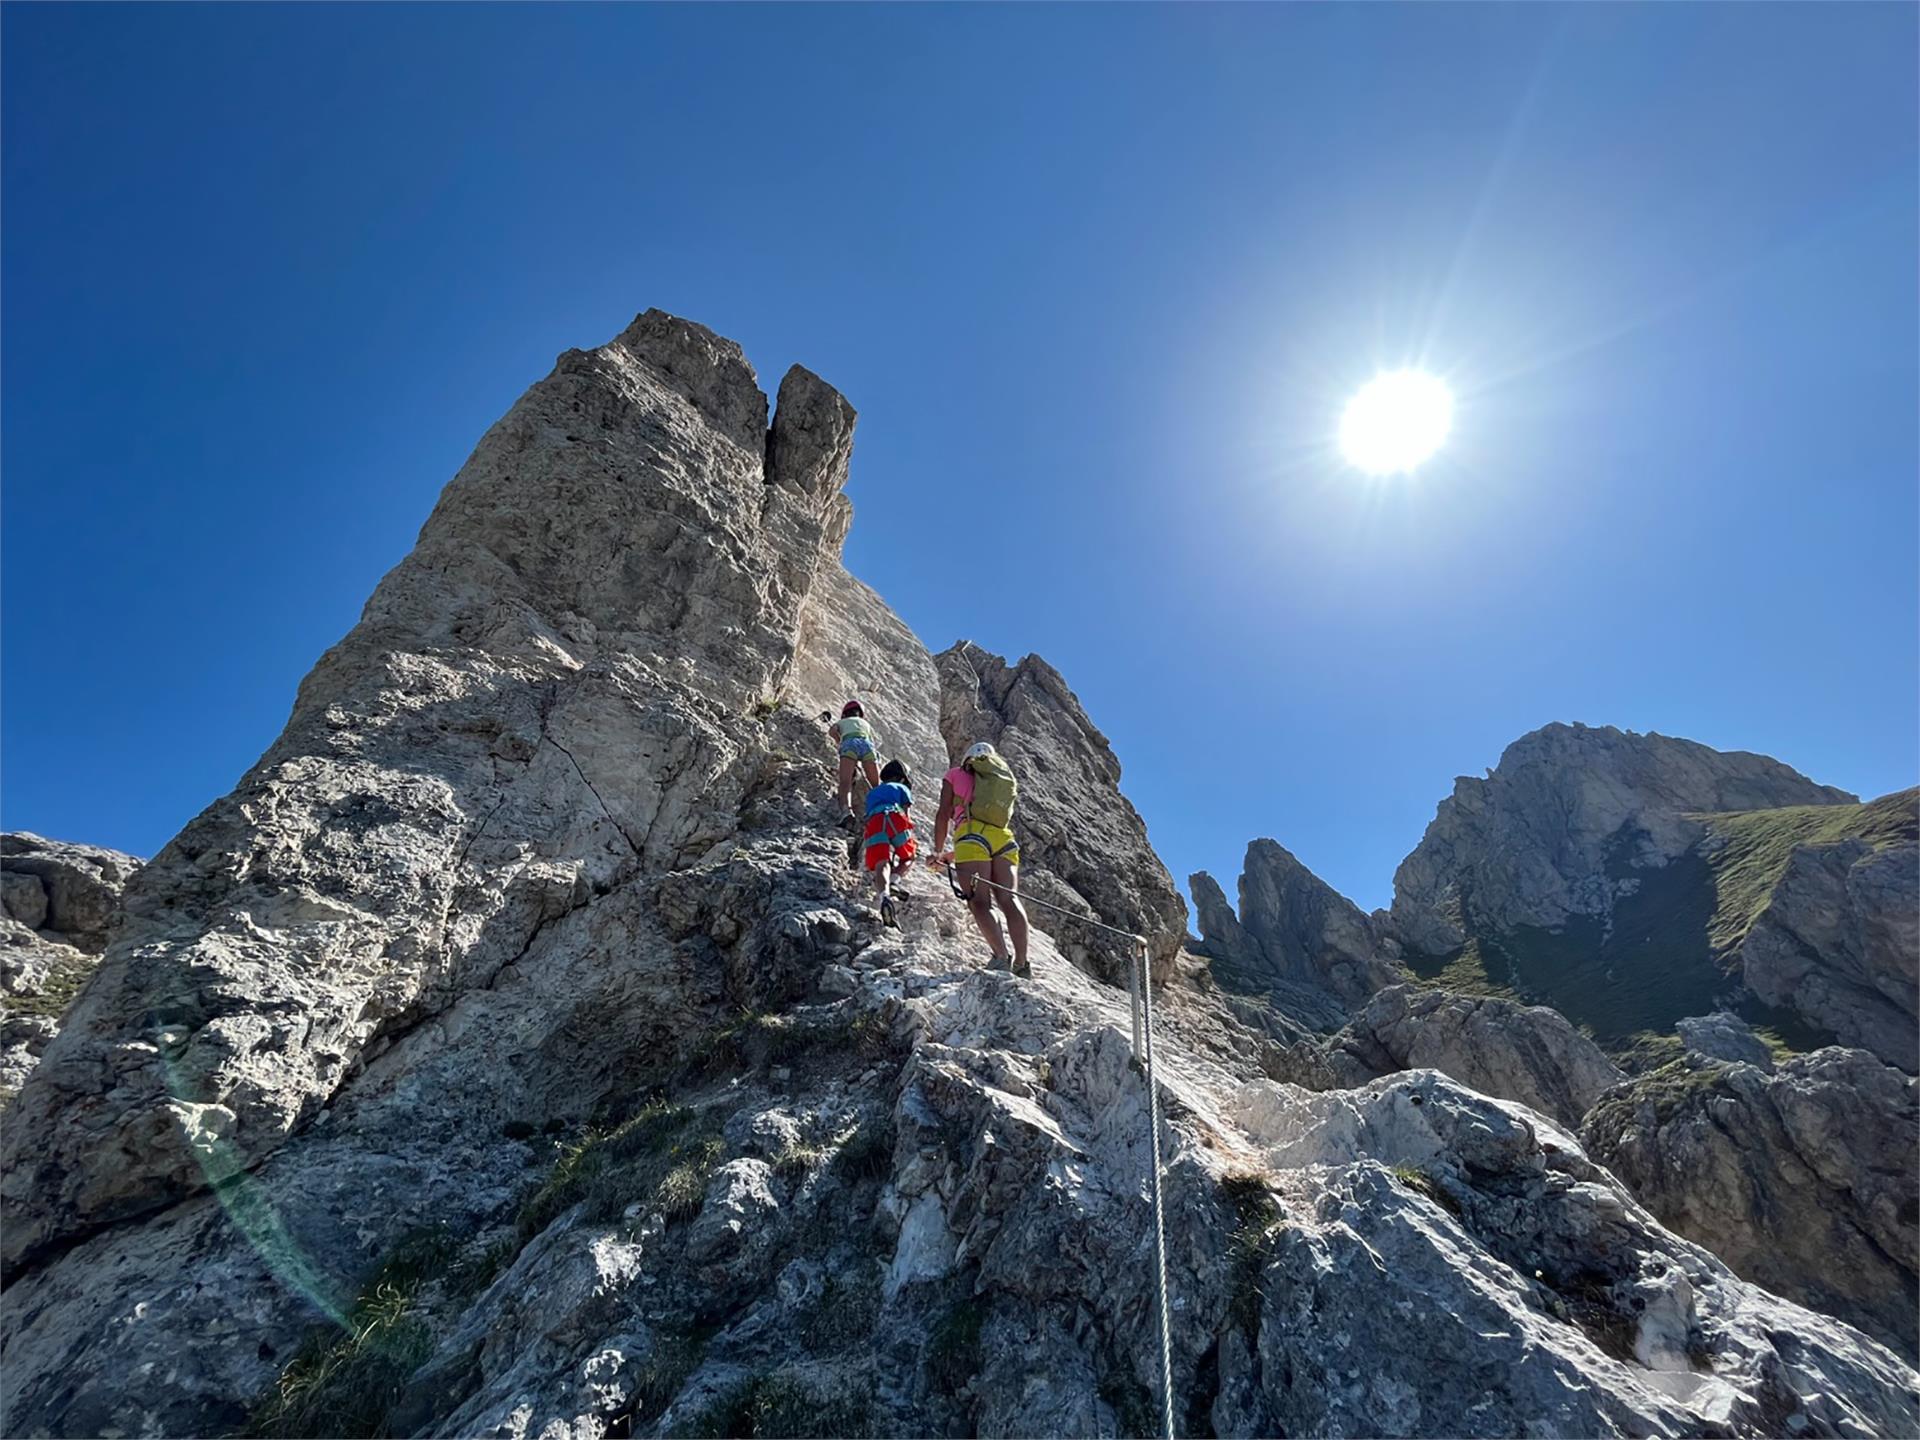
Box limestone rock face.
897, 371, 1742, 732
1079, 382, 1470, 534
0, 835, 143, 1098
1190, 839, 1401, 1026
1584, 1048, 1919, 1360
1, 833, 141, 952
788, 560, 947, 790
934, 642, 1187, 984
3, 314, 1914, 1440
0, 310, 858, 1276
1275, 984, 1625, 1129
1225, 1070, 1916, 1439
1390, 722, 1853, 952
1736, 802, 1919, 1072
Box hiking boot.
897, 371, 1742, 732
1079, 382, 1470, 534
1010, 957, 1031, 978
835, 809, 859, 833
986, 953, 1013, 973
880, 896, 898, 929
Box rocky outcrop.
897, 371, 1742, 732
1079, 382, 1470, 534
0, 835, 143, 1098
1, 310, 861, 1277
1191, 840, 1401, 1023
1732, 790, 1919, 1072
1227, 1069, 1915, 1437
2, 833, 142, 951
934, 642, 1187, 984
4, 313, 1915, 1439
1584, 1048, 1919, 1360
1676, 1011, 1775, 1069
1391, 722, 1853, 954
1299, 984, 1596, 1115
1273, 984, 1626, 1129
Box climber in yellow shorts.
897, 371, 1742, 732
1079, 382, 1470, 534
952, 819, 1019, 867
930, 741, 1030, 976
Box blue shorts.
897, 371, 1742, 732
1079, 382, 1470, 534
839, 737, 875, 762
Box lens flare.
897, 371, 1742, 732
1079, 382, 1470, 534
1339, 371, 1453, 475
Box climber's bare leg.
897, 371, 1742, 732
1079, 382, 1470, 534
992, 858, 1029, 969
835, 756, 856, 812
957, 859, 1008, 958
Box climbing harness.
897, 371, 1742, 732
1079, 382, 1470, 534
939, 861, 1178, 1439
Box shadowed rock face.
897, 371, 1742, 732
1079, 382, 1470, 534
1584, 1048, 1920, 1361
1736, 801, 1919, 1073
934, 642, 1188, 985
1190, 839, 1400, 1027
3, 314, 1915, 1439
1390, 722, 1854, 954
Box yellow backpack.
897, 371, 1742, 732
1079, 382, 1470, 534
965, 752, 1018, 828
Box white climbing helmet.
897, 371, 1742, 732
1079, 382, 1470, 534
963, 741, 997, 763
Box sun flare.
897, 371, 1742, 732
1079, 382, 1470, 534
1339, 370, 1453, 475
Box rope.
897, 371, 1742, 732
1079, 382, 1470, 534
937, 860, 1148, 943
941, 860, 1175, 1438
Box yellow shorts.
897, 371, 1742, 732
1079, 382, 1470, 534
953, 819, 1020, 867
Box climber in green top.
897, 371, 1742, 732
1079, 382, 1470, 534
827, 699, 882, 830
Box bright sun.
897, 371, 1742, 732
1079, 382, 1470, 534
1339, 370, 1453, 475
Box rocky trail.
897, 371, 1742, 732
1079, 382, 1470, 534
1, 310, 1915, 1439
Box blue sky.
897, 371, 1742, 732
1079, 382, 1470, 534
5, 4, 1915, 914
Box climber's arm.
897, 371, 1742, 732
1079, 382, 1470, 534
929, 780, 957, 861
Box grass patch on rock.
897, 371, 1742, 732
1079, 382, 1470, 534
1622, 1058, 1736, 1124
1221, 1170, 1285, 1337
2, 951, 97, 1019
1388, 1163, 1464, 1219
516, 1100, 721, 1240
1693, 790, 1917, 955
1539, 1268, 1639, 1365
924, 1297, 986, 1395
249, 1228, 463, 1438
681, 1368, 874, 1439
603, 1326, 715, 1438
687, 1006, 898, 1082
771, 1140, 832, 1185
1403, 937, 1524, 1006
831, 1115, 894, 1186
800, 1266, 883, 1352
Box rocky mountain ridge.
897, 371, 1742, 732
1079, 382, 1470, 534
1389, 721, 1856, 952
3, 310, 1915, 1437
1188, 733, 1916, 1359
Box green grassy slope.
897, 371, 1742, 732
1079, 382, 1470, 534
1691, 787, 1917, 955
